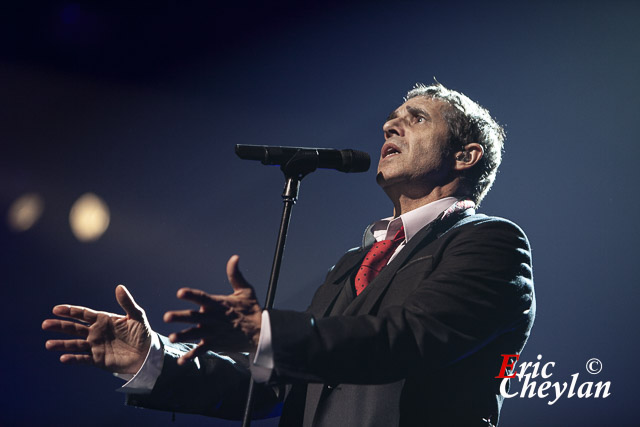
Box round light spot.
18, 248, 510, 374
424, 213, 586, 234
7, 193, 45, 232
69, 193, 110, 242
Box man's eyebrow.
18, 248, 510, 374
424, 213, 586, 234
406, 106, 431, 120
385, 106, 431, 123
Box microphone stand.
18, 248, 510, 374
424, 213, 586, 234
241, 150, 320, 427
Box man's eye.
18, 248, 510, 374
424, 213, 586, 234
416, 116, 425, 123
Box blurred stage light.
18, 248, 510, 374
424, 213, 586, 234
7, 193, 45, 232
69, 193, 110, 242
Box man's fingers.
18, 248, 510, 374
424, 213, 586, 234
226, 255, 252, 291
177, 342, 212, 365
59, 354, 94, 365
51, 305, 100, 324
163, 309, 208, 324
168, 323, 233, 343
42, 319, 90, 337
168, 326, 203, 343
176, 288, 225, 306
115, 285, 145, 321
164, 306, 228, 324
45, 339, 90, 352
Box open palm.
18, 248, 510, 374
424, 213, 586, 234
43, 285, 152, 375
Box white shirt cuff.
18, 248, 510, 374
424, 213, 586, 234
115, 331, 166, 394
251, 310, 274, 383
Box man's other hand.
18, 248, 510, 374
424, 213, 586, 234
42, 285, 152, 374
163, 255, 262, 364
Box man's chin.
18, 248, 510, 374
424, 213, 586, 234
376, 171, 399, 187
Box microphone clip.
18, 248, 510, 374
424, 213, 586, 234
280, 149, 319, 180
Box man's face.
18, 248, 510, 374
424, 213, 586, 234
376, 96, 453, 192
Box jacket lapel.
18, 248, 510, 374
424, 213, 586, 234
307, 247, 366, 318
342, 208, 475, 316
308, 208, 476, 318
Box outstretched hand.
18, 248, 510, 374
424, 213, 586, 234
164, 255, 262, 364
42, 285, 152, 374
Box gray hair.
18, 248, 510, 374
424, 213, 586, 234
405, 81, 505, 205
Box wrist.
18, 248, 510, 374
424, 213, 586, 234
250, 309, 262, 349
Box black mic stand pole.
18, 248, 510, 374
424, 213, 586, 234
241, 151, 320, 427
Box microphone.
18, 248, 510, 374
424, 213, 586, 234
235, 144, 370, 173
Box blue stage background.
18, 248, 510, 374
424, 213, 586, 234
1, 1, 638, 425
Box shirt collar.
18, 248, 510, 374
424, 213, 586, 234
371, 197, 460, 243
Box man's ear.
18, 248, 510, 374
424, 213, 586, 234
454, 143, 483, 171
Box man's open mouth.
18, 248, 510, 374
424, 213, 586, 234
381, 143, 401, 159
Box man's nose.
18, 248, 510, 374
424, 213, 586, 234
383, 118, 403, 139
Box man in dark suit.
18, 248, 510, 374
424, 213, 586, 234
43, 82, 535, 426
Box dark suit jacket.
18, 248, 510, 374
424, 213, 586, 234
127, 209, 535, 426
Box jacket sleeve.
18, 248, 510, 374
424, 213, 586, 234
267, 218, 535, 385
125, 335, 283, 420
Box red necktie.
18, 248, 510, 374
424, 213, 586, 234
354, 226, 405, 295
